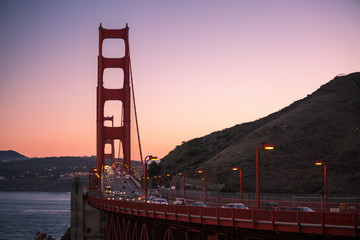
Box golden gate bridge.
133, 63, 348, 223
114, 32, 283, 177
70, 24, 360, 240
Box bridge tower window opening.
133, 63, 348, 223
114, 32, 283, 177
103, 68, 124, 90
102, 38, 125, 58
104, 101, 123, 127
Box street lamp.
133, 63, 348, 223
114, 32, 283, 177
158, 175, 165, 195
144, 155, 157, 203
198, 170, 207, 198
315, 160, 327, 211
166, 173, 174, 196
256, 142, 274, 209
232, 167, 243, 201
178, 172, 186, 198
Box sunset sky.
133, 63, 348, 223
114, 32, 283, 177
1, 1, 359, 160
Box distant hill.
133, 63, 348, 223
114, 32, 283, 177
0, 156, 142, 191
0, 156, 96, 191
159, 72, 360, 195
0, 150, 28, 162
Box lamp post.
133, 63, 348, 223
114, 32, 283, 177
233, 167, 243, 201
144, 155, 157, 203
167, 173, 173, 196
154, 175, 160, 192
198, 170, 207, 198
256, 142, 274, 209
158, 175, 165, 195
179, 172, 186, 198
154, 175, 158, 193
315, 160, 327, 211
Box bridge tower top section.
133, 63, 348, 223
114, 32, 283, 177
97, 24, 131, 184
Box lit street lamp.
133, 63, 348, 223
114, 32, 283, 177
144, 155, 157, 203
178, 172, 186, 198
315, 160, 327, 211
198, 170, 207, 198
158, 175, 165, 195
256, 142, 274, 209
166, 173, 174, 196
232, 167, 243, 201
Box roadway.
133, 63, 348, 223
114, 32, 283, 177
102, 168, 142, 199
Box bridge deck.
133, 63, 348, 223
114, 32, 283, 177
87, 196, 359, 238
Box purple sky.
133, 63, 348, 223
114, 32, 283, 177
1, 1, 359, 159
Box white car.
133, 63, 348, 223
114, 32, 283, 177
221, 203, 249, 209
174, 198, 187, 205
290, 207, 315, 212
153, 198, 168, 205
191, 202, 208, 207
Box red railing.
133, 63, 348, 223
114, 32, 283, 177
87, 196, 359, 238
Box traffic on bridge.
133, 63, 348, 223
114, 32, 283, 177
85, 160, 360, 240
77, 24, 360, 240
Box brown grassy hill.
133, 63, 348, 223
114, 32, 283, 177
159, 72, 360, 195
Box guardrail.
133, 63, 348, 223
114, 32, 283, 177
87, 196, 359, 238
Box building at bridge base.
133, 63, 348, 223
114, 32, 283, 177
71, 177, 106, 240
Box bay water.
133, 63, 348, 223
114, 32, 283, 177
0, 192, 70, 240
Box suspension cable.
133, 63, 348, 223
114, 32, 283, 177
129, 51, 144, 174
118, 108, 123, 161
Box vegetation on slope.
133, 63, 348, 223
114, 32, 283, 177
158, 72, 360, 195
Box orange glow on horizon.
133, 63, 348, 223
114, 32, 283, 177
1, 1, 359, 160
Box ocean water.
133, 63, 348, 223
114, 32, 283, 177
0, 192, 70, 240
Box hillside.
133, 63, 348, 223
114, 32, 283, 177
159, 72, 360, 195
0, 150, 28, 161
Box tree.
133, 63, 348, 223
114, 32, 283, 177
148, 161, 162, 177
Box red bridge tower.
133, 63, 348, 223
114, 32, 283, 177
96, 24, 131, 188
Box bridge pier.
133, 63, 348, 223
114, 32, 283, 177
71, 177, 106, 240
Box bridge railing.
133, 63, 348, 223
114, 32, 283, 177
87, 195, 360, 238
161, 189, 360, 212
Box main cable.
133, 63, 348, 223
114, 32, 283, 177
129, 52, 144, 174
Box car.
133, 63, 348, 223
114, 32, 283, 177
290, 207, 315, 212
262, 202, 280, 210
221, 203, 249, 209
174, 198, 187, 205
137, 196, 146, 202
105, 193, 115, 200
147, 196, 157, 203
153, 198, 168, 205
105, 186, 112, 194
191, 202, 208, 207
128, 195, 139, 202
